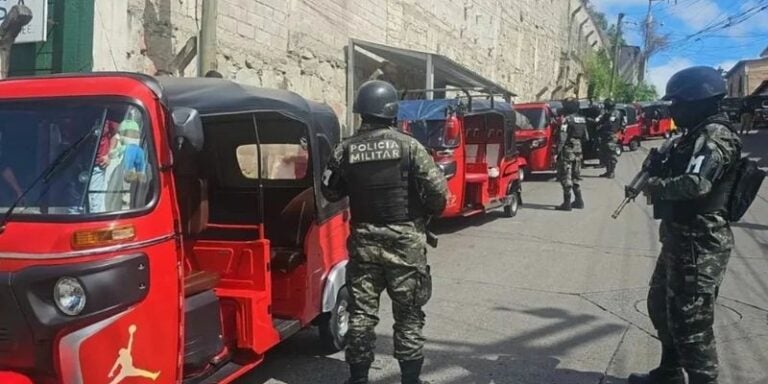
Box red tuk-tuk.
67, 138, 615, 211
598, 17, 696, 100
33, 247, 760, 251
0, 74, 351, 383
397, 94, 522, 218
615, 103, 643, 151
640, 101, 674, 138
514, 102, 559, 175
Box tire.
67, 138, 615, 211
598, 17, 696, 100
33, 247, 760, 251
319, 286, 350, 353
663, 131, 671, 139
614, 145, 623, 157
503, 191, 520, 218
628, 139, 640, 152
519, 168, 526, 182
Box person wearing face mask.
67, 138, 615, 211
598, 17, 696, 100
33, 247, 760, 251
628, 66, 742, 384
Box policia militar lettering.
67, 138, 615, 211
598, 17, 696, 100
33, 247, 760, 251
321, 80, 448, 384
626, 66, 765, 384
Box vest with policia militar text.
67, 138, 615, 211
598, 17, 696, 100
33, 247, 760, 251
342, 126, 425, 224
565, 115, 587, 140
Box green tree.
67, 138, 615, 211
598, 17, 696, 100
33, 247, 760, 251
614, 81, 658, 103
584, 49, 613, 99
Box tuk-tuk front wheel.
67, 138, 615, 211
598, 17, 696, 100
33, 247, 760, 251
628, 139, 640, 152
319, 286, 350, 352
614, 145, 623, 157
503, 191, 520, 218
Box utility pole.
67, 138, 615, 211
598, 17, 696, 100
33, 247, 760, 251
639, 0, 653, 83
0, 3, 33, 79
198, 0, 218, 76
609, 12, 625, 97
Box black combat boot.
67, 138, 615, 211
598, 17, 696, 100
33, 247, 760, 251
628, 368, 686, 384
556, 190, 572, 211
572, 187, 584, 209
399, 358, 429, 384
628, 346, 685, 384
344, 362, 371, 384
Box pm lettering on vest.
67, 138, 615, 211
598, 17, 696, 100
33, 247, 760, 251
349, 139, 402, 164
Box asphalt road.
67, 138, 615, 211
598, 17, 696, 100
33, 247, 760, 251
239, 129, 768, 384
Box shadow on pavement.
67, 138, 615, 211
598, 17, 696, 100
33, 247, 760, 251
430, 213, 502, 235
522, 202, 557, 211
239, 307, 630, 384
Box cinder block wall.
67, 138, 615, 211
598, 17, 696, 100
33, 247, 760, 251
94, 0, 603, 123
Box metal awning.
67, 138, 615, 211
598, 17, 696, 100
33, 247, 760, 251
346, 39, 516, 135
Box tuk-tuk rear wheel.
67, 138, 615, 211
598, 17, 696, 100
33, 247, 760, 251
628, 139, 640, 152
319, 286, 350, 353
503, 191, 520, 218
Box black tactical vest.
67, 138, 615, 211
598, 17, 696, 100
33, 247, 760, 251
342, 127, 425, 224
566, 115, 587, 139
598, 111, 622, 138
655, 118, 739, 222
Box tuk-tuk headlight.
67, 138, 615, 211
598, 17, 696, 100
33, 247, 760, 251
530, 138, 547, 149
54, 277, 87, 316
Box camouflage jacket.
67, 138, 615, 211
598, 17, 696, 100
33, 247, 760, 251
655, 116, 742, 249
321, 124, 448, 266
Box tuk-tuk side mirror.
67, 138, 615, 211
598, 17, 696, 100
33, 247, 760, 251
171, 107, 204, 152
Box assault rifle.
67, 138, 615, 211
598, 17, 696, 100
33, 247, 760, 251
611, 138, 678, 219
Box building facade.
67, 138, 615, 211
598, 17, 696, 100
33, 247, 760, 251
726, 49, 768, 97
11, 0, 606, 131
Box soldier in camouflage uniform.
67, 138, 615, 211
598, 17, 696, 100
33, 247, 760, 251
321, 80, 448, 384
556, 97, 588, 211
629, 67, 742, 384
597, 98, 623, 178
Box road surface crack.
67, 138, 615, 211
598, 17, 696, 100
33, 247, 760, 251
599, 325, 630, 384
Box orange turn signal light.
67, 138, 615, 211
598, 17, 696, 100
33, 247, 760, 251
72, 225, 136, 250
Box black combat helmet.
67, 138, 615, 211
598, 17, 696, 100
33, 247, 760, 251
662, 66, 726, 102
562, 97, 579, 115
603, 98, 615, 110
354, 80, 399, 120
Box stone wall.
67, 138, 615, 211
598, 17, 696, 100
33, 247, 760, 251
93, 0, 605, 129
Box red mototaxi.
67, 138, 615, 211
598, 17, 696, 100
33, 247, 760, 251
397, 97, 522, 218
0, 74, 351, 383
640, 101, 675, 138
513, 102, 560, 174
615, 103, 643, 152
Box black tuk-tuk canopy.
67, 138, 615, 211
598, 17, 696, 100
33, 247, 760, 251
158, 77, 344, 224
159, 77, 340, 145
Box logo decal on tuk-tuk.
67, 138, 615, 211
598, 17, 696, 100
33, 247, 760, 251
447, 192, 457, 207
348, 139, 402, 164
108, 325, 161, 384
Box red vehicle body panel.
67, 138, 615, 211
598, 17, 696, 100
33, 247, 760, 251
400, 107, 521, 219
0, 75, 349, 383
514, 103, 557, 173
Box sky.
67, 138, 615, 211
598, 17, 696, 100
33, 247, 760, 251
589, 0, 768, 94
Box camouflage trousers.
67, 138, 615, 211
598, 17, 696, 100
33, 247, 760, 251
345, 260, 431, 365
600, 138, 618, 170
557, 144, 582, 190
647, 220, 733, 383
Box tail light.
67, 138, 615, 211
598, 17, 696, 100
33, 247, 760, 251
398, 120, 411, 134
444, 115, 460, 147
434, 149, 457, 180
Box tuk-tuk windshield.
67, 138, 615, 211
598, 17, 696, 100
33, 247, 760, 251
516, 108, 546, 129
0, 100, 155, 218
405, 120, 449, 149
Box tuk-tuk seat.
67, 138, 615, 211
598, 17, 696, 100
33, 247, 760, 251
271, 247, 306, 273
185, 270, 221, 297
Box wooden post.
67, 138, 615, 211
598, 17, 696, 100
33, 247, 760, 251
0, 4, 33, 79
